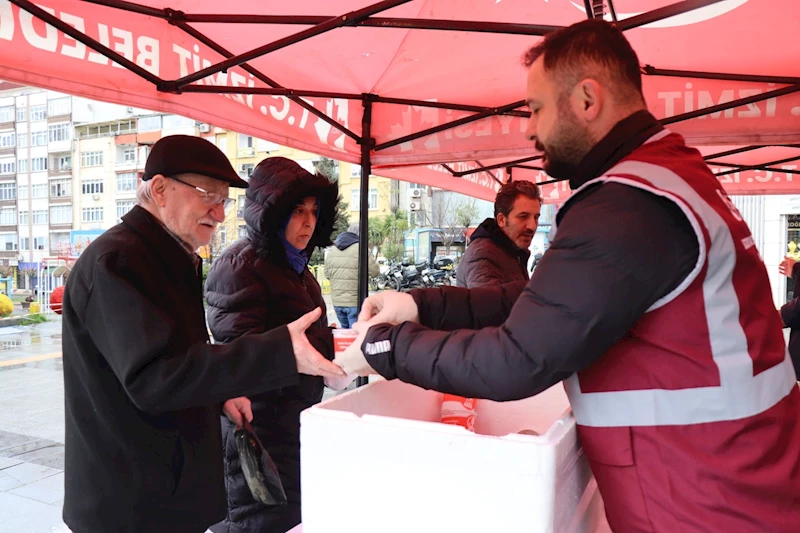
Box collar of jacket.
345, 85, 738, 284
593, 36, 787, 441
121, 206, 201, 278
569, 110, 664, 191
471, 217, 531, 263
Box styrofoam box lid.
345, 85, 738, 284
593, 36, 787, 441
300, 380, 601, 533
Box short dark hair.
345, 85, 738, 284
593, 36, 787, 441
523, 19, 643, 102
494, 180, 542, 218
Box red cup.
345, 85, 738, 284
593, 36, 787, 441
332, 328, 358, 354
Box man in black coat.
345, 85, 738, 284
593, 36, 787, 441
456, 180, 542, 288
61, 135, 344, 533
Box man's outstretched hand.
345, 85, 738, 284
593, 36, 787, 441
288, 307, 346, 378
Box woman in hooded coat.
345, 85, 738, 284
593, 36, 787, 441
205, 157, 339, 533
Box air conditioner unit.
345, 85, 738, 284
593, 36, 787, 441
239, 164, 248, 172
126, 106, 135, 113
199, 123, 211, 133
92, 193, 100, 201
409, 201, 419, 211
410, 188, 423, 198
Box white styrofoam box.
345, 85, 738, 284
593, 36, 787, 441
300, 380, 602, 533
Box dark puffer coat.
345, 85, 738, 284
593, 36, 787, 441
456, 217, 531, 288
205, 157, 339, 533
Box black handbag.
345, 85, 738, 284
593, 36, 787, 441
234, 421, 287, 507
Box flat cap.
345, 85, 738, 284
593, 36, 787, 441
143, 134, 249, 188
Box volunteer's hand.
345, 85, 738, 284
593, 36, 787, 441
223, 397, 252, 429
324, 373, 356, 391
357, 291, 419, 325
779, 256, 797, 278
333, 322, 377, 376
288, 307, 346, 378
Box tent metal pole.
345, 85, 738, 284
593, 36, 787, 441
453, 156, 542, 177
171, 0, 412, 89
662, 84, 800, 125
703, 146, 767, 161
356, 95, 376, 388
176, 85, 362, 100
374, 101, 526, 151
715, 167, 800, 177
170, 22, 361, 142
617, 0, 727, 31
713, 155, 800, 177
607, 0, 619, 22
9, 0, 162, 86
643, 66, 800, 86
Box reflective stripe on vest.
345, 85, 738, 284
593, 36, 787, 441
563, 158, 798, 428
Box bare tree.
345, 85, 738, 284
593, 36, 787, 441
424, 191, 479, 256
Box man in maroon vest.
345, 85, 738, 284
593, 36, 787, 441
335, 19, 800, 533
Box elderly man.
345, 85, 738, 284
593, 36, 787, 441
337, 20, 800, 533
61, 135, 343, 533
456, 180, 541, 288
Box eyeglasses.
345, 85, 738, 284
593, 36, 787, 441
168, 176, 236, 215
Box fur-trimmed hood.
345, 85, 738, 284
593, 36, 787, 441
244, 157, 340, 258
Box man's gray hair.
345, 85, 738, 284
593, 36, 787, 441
136, 179, 155, 206
347, 223, 360, 235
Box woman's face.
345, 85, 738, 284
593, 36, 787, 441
285, 196, 318, 250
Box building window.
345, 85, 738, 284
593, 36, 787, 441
0, 183, 15, 201
81, 151, 103, 167
216, 136, 227, 154
31, 130, 47, 146
16, 133, 27, 148
162, 115, 194, 129
31, 157, 47, 172
30, 105, 47, 121
48, 124, 71, 142
82, 207, 103, 222
219, 226, 227, 246
53, 155, 71, 172
0, 131, 15, 147
33, 236, 47, 250
31, 184, 47, 198
0, 208, 16, 225
50, 231, 70, 251
50, 205, 72, 224
238, 134, 254, 148
0, 106, 13, 122
350, 164, 362, 178
116, 200, 134, 220
0, 233, 17, 251
368, 189, 378, 210
137, 115, 161, 132
123, 147, 135, 163
116, 172, 137, 192
82, 180, 104, 195
18, 184, 28, 199
18, 210, 28, 225
47, 97, 71, 117
19, 236, 29, 250
236, 194, 246, 218
238, 224, 247, 239
50, 179, 71, 197
32, 210, 48, 224
15, 107, 25, 122
0, 160, 15, 174
17, 158, 27, 173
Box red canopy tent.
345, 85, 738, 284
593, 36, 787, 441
1, 0, 798, 300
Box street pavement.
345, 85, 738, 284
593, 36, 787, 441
0, 301, 343, 533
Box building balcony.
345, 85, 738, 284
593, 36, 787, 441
49, 194, 72, 203
115, 160, 138, 171
0, 146, 14, 157
0, 225, 15, 233
48, 167, 71, 177
237, 147, 255, 158
49, 222, 73, 230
